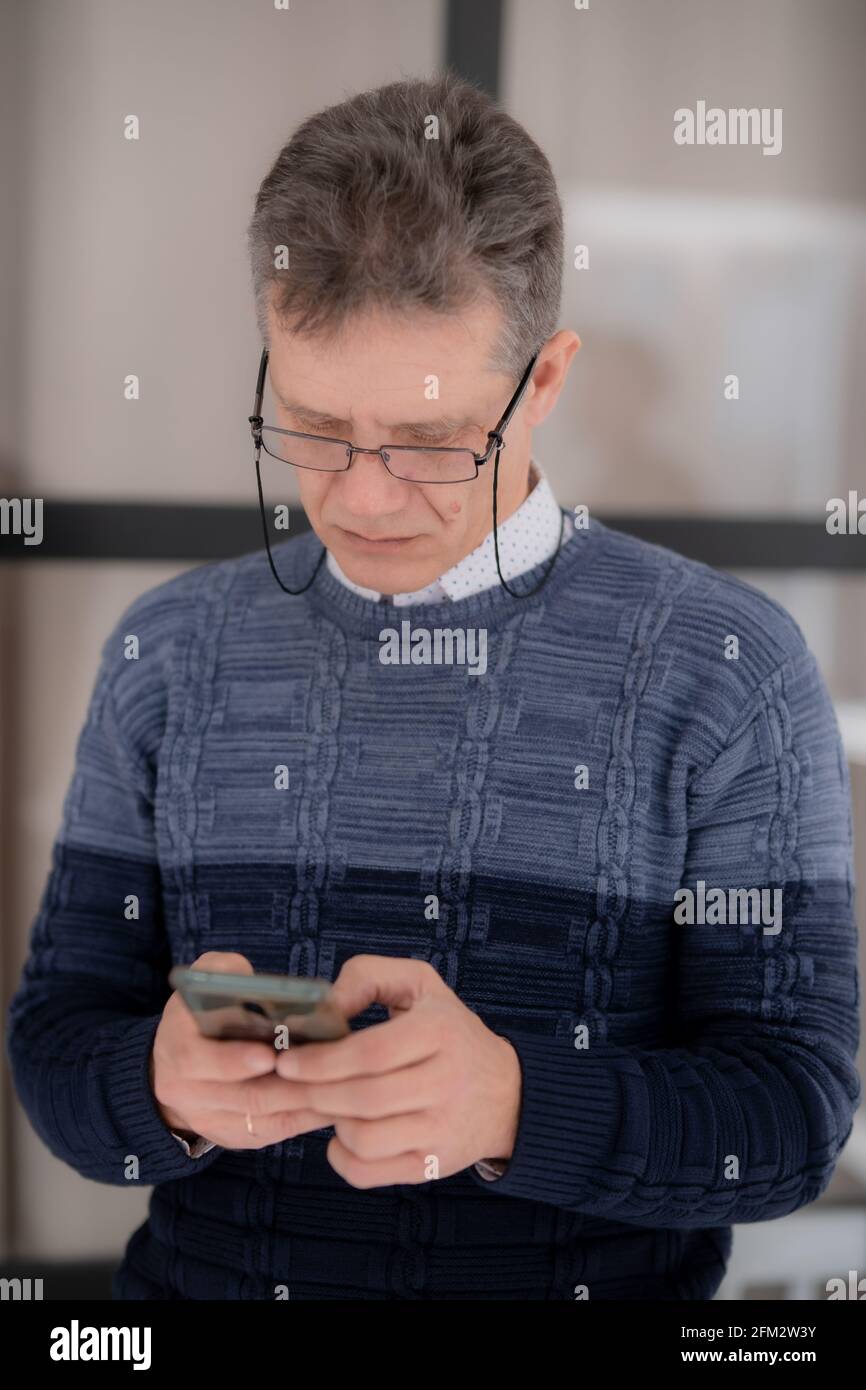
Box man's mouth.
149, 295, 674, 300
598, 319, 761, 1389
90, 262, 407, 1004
338, 527, 420, 550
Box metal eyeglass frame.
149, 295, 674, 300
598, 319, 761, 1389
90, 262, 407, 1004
248, 346, 564, 598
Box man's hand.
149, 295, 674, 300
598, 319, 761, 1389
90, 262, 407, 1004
150, 952, 335, 1150
273, 955, 522, 1188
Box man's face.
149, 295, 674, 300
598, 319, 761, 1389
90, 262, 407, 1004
263, 299, 540, 594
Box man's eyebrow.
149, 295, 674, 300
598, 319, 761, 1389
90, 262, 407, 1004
274, 397, 348, 426
274, 396, 482, 436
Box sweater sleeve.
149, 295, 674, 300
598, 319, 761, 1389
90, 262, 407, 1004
6, 614, 222, 1186
470, 647, 861, 1224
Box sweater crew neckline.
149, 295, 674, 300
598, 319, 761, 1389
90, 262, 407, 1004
298, 511, 604, 638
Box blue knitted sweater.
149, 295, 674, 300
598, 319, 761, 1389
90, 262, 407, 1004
7, 518, 861, 1299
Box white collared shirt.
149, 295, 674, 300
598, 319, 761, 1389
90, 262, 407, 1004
326, 458, 572, 604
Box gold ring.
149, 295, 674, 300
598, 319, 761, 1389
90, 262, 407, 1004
245, 1111, 255, 1136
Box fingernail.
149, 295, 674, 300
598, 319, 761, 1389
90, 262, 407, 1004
278, 1051, 300, 1075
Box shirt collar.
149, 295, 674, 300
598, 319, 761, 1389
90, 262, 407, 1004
325, 458, 566, 605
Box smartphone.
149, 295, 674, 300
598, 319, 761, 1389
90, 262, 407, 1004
168, 966, 350, 1044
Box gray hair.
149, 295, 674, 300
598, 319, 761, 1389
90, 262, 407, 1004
246, 72, 563, 377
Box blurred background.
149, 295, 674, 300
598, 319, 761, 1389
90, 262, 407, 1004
1, 0, 864, 1299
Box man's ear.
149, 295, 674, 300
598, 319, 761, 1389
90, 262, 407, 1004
523, 330, 580, 428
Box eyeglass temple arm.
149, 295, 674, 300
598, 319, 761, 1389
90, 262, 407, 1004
249, 347, 270, 443
480, 351, 539, 462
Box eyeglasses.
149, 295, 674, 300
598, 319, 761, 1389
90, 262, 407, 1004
248, 348, 539, 485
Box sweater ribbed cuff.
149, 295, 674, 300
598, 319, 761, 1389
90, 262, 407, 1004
469, 1029, 623, 1208
98, 1014, 222, 1184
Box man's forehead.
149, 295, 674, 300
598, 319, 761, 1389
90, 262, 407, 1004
266, 347, 503, 428
265, 299, 506, 397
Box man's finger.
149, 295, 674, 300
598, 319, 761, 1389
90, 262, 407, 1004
204, 1108, 335, 1150
174, 1028, 276, 1081
175, 1072, 313, 1116
189, 951, 255, 975
334, 1111, 432, 1163
276, 1004, 441, 1083
328, 953, 443, 1022
326, 1135, 431, 1190
304, 1057, 442, 1119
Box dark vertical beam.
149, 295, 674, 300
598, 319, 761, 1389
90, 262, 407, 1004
445, 0, 504, 99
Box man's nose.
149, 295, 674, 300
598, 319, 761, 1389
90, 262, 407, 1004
335, 446, 411, 516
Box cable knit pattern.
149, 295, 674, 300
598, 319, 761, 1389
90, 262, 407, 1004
6, 517, 860, 1300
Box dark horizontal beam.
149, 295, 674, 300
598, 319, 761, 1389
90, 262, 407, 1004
1, 503, 864, 569
0, 501, 268, 563
603, 516, 866, 571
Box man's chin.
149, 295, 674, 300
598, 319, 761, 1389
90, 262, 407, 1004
331, 546, 442, 597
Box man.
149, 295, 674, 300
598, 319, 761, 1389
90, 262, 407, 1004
7, 73, 860, 1300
